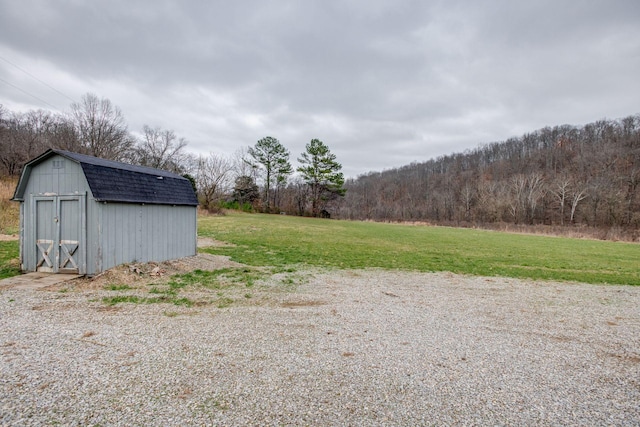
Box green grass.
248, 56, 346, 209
104, 284, 133, 291
199, 212, 640, 285
0, 240, 20, 279
102, 267, 269, 307
2, 212, 638, 286
103, 295, 143, 305
102, 294, 195, 307
168, 268, 265, 289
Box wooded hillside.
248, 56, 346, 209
2, 99, 639, 236
336, 115, 640, 233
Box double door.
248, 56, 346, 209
33, 195, 85, 274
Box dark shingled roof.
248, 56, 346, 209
13, 149, 199, 206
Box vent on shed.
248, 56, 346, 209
52, 160, 65, 169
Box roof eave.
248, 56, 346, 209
94, 198, 198, 206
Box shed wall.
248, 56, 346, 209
22, 156, 89, 196
96, 203, 197, 272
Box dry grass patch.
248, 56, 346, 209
197, 237, 236, 248
0, 177, 19, 235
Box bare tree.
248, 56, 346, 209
553, 176, 588, 225
0, 105, 17, 175
476, 179, 501, 223
570, 186, 588, 224
69, 93, 133, 160
459, 182, 476, 222
195, 153, 234, 211
231, 147, 258, 181
508, 174, 527, 223
524, 173, 545, 224
0, 110, 54, 175
133, 125, 188, 172
47, 114, 80, 152
507, 173, 545, 224
624, 167, 640, 226
553, 176, 571, 225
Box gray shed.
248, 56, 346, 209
12, 149, 199, 276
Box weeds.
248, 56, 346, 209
149, 286, 177, 296
169, 267, 267, 289
101, 266, 281, 308
102, 295, 195, 307
103, 295, 142, 306
216, 297, 234, 308
172, 297, 194, 307
105, 284, 132, 291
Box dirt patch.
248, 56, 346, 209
58, 253, 243, 291
0, 234, 18, 241
197, 237, 235, 248
280, 300, 327, 308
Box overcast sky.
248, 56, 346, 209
1, 1, 639, 178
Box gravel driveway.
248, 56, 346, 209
1, 267, 639, 426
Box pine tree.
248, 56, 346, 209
248, 136, 292, 212
297, 139, 346, 217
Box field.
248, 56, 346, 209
1, 211, 639, 285
199, 212, 640, 286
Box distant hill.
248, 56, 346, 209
336, 115, 640, 234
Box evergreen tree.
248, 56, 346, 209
248, 136, 292, 211
297, 139, 346, 217
232, 175, 260, 206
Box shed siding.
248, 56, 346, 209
23, 157, 89, 197
98, 203, 196, 271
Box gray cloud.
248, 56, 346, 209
1, 0, 639, 177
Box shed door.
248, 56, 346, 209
35, 199, 56, 272
34, 196, 85, 274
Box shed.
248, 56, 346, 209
12, 149, 199, 276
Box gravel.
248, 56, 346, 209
1, 267, 639, 426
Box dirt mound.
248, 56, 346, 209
64, 253, 243, 291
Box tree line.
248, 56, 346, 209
336, 115, 640, 233
0, 94, 346, 217
0, 94, 190, 176
3, 93, 638, 231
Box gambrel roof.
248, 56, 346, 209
13, 149, 199, 206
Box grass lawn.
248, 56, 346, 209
0, 240, 20, 279
1, 212, 638, 285
199, 212, 640, 286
